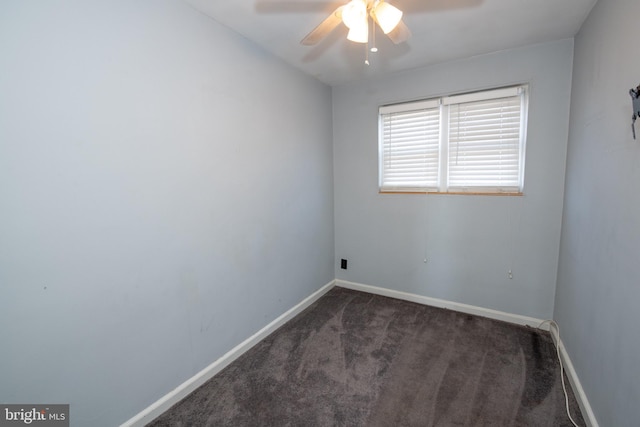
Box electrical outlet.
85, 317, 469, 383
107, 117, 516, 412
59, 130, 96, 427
341, 259, 348, 270
508, 270, 513, 279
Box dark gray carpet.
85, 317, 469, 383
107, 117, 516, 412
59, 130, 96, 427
149, 287, 585, 426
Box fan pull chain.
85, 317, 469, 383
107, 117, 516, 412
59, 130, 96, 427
365, 15, 377, 65
371, 16, 378, 53
365, 16, 369, 65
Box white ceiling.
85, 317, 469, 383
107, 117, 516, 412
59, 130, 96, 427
183, 0, 597, 86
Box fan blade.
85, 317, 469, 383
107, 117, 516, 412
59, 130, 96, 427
256, 2, 338, 13
301, 6, 344, 46
386, 19, 411, 44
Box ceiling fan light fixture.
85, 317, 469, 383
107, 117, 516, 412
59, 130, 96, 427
342, 0, 369, 43
372, 1, 403, 34
299, 0, 411, 48
347, 19, 369, 43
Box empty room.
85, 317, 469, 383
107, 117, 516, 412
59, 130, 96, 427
1, 0, 638, 426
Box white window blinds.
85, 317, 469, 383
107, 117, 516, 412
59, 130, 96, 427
379, 85, 528, 193
446, 87, 525, 191
379, 100, 440, 190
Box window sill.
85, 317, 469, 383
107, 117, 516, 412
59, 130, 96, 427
379, 190, 524, 196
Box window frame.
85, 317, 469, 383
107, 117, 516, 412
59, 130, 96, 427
378, 84, 529, 195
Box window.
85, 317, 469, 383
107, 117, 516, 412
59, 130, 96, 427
379, 85, 528, 194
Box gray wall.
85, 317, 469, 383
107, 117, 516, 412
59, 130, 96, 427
0, 1, 334, 426
555, 0, 640, 425
333, 40, 574, 319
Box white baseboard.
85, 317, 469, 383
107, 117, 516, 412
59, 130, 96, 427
549, 331, 600, 427
336, 279, 548, 330
120, 280, 336, 427
123, 278, 598, 427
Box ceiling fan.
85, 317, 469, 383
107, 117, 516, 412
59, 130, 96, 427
301, 0, 411, 47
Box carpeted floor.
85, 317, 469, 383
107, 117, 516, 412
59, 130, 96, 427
149, 287, 585, 426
